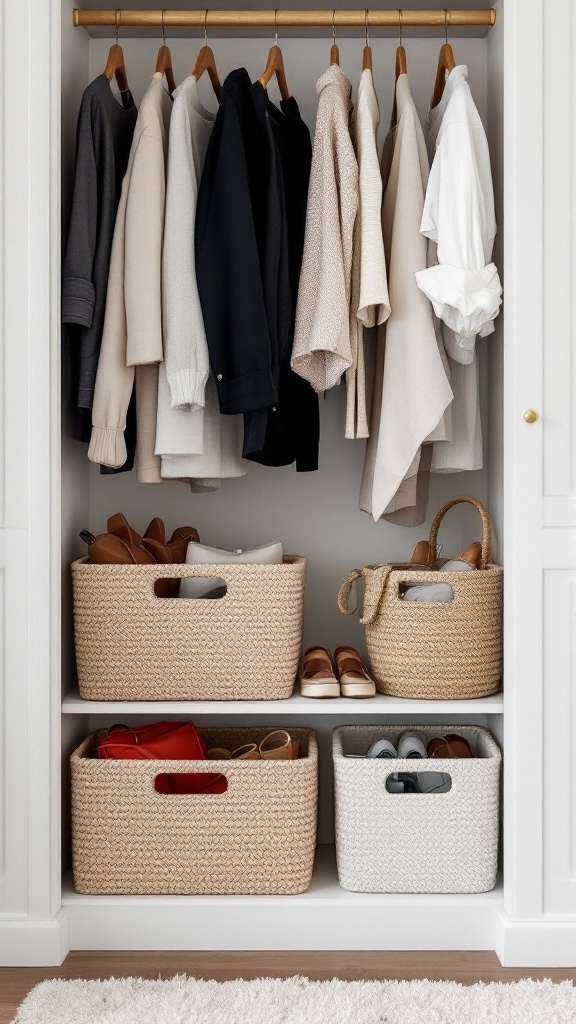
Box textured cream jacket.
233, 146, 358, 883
346, 68, 390, 440
360, 74, 453, 523
291, 65, 358, 393
88, 74, 171, 481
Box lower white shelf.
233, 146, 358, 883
61, 686, 504, 715
62, 845, 503, 951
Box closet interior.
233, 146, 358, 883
60, 1, 505, 951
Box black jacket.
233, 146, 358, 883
258, 94, 319, 472
195, 69, 277, 459
62, 74, 137, 414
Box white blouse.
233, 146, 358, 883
416, 66, 501, 473
416, 65, 502, 356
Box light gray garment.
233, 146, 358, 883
359, 74, 452, 524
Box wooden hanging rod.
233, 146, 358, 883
73, 9, 496, 29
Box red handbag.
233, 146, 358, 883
97, 722, 227, 794
97, 721, 207, 761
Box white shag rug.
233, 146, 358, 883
11, 975, 576, 1024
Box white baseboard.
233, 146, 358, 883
0, 909, 69, 966
498, 911, 576, 967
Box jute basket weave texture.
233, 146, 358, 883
333, 725, 501, 894
71, 728, 318, 895
338, 497, 503, 700
72, 556, 305, 701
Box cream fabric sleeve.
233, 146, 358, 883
161, 81, 211, 411
87, 164, 134, 469
416, 116, 502, 353
125, 130, 166, 367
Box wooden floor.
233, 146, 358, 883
1, 951, 576, 1023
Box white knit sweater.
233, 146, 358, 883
291, 65, 358, 393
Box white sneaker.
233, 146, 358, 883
397, 731, 427, 759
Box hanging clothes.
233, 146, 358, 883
155, 75, 245, 486
88, 73, 172, 483
359, 73, 453, 524
291, 65, 358, 393
346, 67, 390, 440
195, 68, 277, 461
62, 74, 137, 439
255, 88, 320, 472
415, 65, 502, 473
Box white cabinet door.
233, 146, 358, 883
0, 0, 63, 962
504, 0, 576, 922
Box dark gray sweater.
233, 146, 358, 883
62, 75, 137, 413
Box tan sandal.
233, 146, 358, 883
334, 647, 376, 698
300, 647, 340, 699
259, 729, 299, 760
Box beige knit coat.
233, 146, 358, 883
291, 65, 358, 393
88, 74, 172, 482
360, 74, 453, 523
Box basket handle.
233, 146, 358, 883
428, 495, 492, 570
338, 569, 364, 616
338, 565, 394, 626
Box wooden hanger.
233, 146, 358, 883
430, 11, 456, 108
156, 45, 176, 94
155, 11, 176, 95
258, 14, 290, 100
191, 11, 222, 101
330, 9, 340, 66
105, 10, 129, 94
362, 10, 372, 71
395, 11, 407, 78
259, 45, 290, 100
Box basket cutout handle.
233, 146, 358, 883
428, 495, 492, 570
154, 773, 228, 795
385, 771, 452, 794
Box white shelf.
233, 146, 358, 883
62, 686, 503, 715
63, 845, 503, 951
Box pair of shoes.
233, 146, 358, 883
81, 513, 199, 565
410, 539, 482, 570
206, 730, 299, 761
366, 731, 474, 759
300, 647, 376, 699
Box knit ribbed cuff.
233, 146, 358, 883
167, 370, 206, 411
62, 276, 96, 329
88, 426, 127, 469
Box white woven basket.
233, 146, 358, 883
333, 725, 501, 894
72, 727, 318, 895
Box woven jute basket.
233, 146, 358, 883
72, 556, 306, 701
71, 727, 318, 895
333, 725, 501, 894
338, 497, 503, 700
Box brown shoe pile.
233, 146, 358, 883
81, 513, 199, 565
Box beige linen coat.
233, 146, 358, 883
360, 74, 453, 523
88, 73, 171, 482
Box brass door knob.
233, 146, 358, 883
524, 409, 539, 423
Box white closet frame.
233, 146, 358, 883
0, 0, 575, 967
